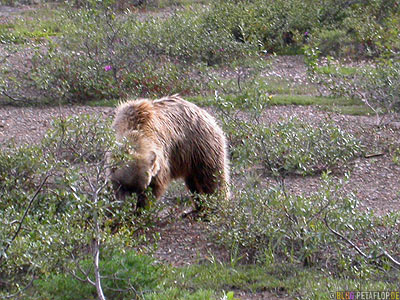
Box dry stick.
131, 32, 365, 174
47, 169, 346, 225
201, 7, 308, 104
90, 163, 107, 300
68, 159, 107, 299
2, 90, 28, 103
93, 235, 106, 300
324, 214, 368, 258
378, 249, 400, 268
364, 152, 384, 158
2, 275, 35, 299
324, 215, 400, 268
68, 251, 96, 286
0, 172, 52, 263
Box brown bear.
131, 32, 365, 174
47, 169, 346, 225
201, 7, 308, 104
108, 95, 230, 210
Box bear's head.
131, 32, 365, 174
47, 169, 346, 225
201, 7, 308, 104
110, 151, 160, 202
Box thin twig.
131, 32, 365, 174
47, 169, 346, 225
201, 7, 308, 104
307, 197, 333, 225
69, 269, 94, 285
324, 214, 368, 258
68, 251, 96, 286
378, 249, 400, 268
2, 90, 28, 103
2, 274, 35, 299
0, 172, 52, 263
324, 215, 400, 268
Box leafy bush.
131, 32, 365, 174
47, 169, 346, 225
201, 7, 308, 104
205, 0, 399, 56
0, 0, 61, 5
35, 250, 161, 300
2, 0, 398, 104
215, 92, 361, 176
0, 115, 161, 298
1, 4, 252, 104
207, 91, 399, 278
305, 51, 400, 120
253, 118, 360, 176
310, 2, 400, 58
155, 10, 253, 66
208, 174, 400, 275
310, 29, 355, 57
206, 0, 316, 53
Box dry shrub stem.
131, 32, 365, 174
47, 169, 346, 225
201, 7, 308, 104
324, 215, 400, 269
0, 170, 53, 264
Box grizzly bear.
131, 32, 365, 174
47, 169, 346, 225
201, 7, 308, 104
109, 95, 230, 210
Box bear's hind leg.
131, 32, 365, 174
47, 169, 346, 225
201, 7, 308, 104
185, 176, 203, 211
184, 175, 217, 212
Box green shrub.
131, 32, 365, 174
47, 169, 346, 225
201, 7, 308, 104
156, 9, 252, 66
144, 289, 216, 300
2, 0, 398, 104
208, 174, 400, 275
305, 52, 400, 119
206, 0, 399, 56
310, 5, 400, 57
216, 92, 362, 176
0, 0, 56, 5
206, 0, 317, 53
356, 60, 400, 114
313, 0, 399, 57
310, 29, 355, 57
0, 115, 162, 298
1, 4, 252, 104
207, 90, 399, 278
261, 119, 361, 175
35, 250, 161, 300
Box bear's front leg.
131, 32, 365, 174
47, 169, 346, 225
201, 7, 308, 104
135, 181, 166, 211
149, 180, 167, 200
136, 193, 148, 210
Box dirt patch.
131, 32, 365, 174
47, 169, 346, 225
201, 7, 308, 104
0, 105, 114, 145
259, 105, 400, 214
263, 55, 309, 86
151, 216, 228, 266
0, 4, 34, 18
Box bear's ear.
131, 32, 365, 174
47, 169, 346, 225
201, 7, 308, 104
148, 151, 160, 176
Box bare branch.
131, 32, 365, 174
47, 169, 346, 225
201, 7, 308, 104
306, 197, 333, 225
1, 274, 35, 299
0, 171, 52, 263
92, 188, 106, 300
324, 215, 400, 268
378, 249, 400, 268
69, 269, 93, 284
68, 251, 96, 286
1, 90, 30, 103
324, 214, 368, 259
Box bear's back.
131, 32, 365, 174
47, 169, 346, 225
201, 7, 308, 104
113, 96, 224, 145
151, 96, 227, 177
152, 95, 221, 134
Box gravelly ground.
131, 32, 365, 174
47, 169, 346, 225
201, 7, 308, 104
0, 105, 114, 145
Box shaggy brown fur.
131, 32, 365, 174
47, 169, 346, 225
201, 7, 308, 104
109, 95, 230, 209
